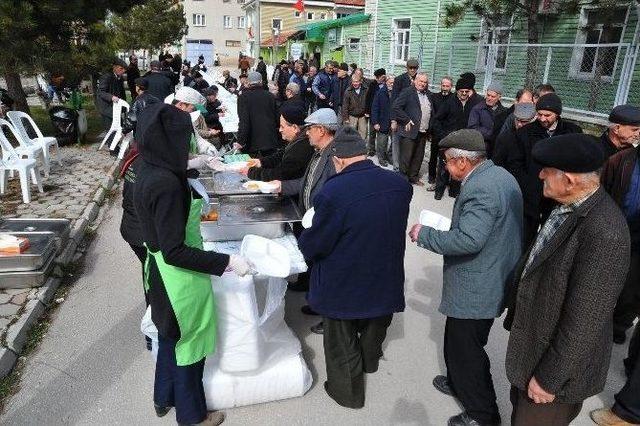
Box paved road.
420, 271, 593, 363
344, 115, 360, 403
0, 181, 629, 425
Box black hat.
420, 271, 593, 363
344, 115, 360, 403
374, 68, 386, 78
280, 103, 307, 126
460, 72, 476, 87
455, 78, 474, 91
113, 58, 127, 68
536, 93, 563, 115
134, 77, 149, 90
609, 104, 640, 126
532, 134, 605, 173
331, 126, 367, 158
339, 62, 349, 71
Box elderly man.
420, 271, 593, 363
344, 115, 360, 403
341, 76, 368, 139
424, 76, 454, 190
144, 60, 174, 102
409, 129, 523, 426
391, 58, 419, 101
504, 93, 583, 246
468, 81, 506, 158
312, 61, 335, 109
364, 68, 387, 155
289, 60, 307, 96
371, 76, 395, 167
283, 82, 304, 109
331, 63, 351, 115
305, 65, 318, 112
97, 58, 127, 132
221, 70, 238, 93
299, 126, 413, 409
602, 129, 640, 345
504, 134, 630, 426
601, 104, 640, 159
493, 102, 536, 168
236, 71, 280, 157
393, 72, 434, 185
497, 89, 534, 137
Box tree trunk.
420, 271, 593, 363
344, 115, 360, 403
525, 0, 541, 88
3, 72, 30, 114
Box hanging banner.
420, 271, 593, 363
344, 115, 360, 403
290, 43, 303, 60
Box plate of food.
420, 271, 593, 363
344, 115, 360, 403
242, 181, 262, 192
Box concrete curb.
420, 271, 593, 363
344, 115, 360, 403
0, 155, 124, 378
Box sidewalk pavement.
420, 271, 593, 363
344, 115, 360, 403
0, 145, 121, 378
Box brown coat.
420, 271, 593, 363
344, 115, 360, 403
341, 85, 368, 122
601, 146, 637, 206
504, 187, 630, 403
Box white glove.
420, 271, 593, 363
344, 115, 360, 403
187, 155, 208, 170
227, 254, 254, 277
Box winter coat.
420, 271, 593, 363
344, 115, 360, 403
371, 87, 392, 134
96, 72, 126, 117
237, 86, 281, 154
247, 133, 315, 181
431, 94, 482, 141
392, 86, 435, 139
144, 71, 174, 102
341, 85, 367, 122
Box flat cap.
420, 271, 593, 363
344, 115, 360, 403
536, 93, 562, 115
374, 68, 387, 77
439, 129, 486, 152
514, 102, 536, 121
532, 133, 605, 173
609, 104, 640, 126
113, 57, 127, 68
486, 80, 504, 95
247, 71, 262, 84
331, 126, 367, 158
304, 108, 338, 129
406, 58, 419, 68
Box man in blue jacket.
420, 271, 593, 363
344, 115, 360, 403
371, 75, 394, 167
299, 126, 413, 409
312, 61, 335, 109
409, 129, 523, 426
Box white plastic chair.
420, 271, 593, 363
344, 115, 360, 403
0, 125, 44, 203
98, 99, 130, 152
7, 110, 61, 175
117, 132, 133, 160
0, 119, 46, 177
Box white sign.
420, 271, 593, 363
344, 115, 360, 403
290, 43, 303, 60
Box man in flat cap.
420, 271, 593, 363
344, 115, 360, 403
503, 93, 583, 247
493, 102, 536, 168
468, 81, 507, 158
299, 126, 413, 409
504, 134, 630, 426
364, 68, 387, 156
143, 60, 174, 102
601, 104, 640, 159
96, 58, 127, 133
409, 129, 523, 426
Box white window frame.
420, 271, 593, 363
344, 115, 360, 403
237, 16, 245, 29
307, 12, 315, 20
390, 18, 411, 65
475, 18, 512, 73
193, 14, 206, 27
223, 15, 232, 29
272, 18, 282, 31
347, 37, 360, 52
568, 6, 629, 82
327, 28, 337, 43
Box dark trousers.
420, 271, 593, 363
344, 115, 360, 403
614, 325, 640, 423
435, 157, 460, 197
427, 138, 439, 183
444, 317, 500, 424
323, 315, 393, 409
101, 114, 112, 131
613, 251, 640, 340
510, 386, 582, 426
155, 335, 208, 424
399, 132, 427, 181
366, 119, 376, 154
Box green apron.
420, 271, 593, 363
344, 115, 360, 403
145, 196, 216, 366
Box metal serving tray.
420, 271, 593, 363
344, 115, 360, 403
0, 232, 57, 272
0, 218, 70, 253
0, 253, 55, 289
199, 171, 261, 196
217, 195, 302, 225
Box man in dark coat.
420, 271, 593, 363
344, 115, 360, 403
503, 93, 583, 247
96, 58, 127, 131
468, 81, 507, 159
126, 55, 141, 101
371, 76, 394, 167
426, 76, 453, 190
221, 70, 238, 93
431, 77, 481, 199
392, 73, 435, 185
602, 144, 640, 345
144, 60, 174, 102
504, 134, 630, 426
255, 56, 268, 87
364, 68, 387, 156
277, 61, 291, 101
312, 61, 335, 109
331, 63, 351, 115
236, 71, 281, 157
244, 102, 314, 182
391, 58, 418, 102
299, 126, 413, 409
600, 104, 640, 159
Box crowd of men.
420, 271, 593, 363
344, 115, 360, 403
95, 52, 640, 426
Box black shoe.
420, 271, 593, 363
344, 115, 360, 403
434, 192, 444, 200
310, 321, 324, 334
287, 281, 309, 292
301, 305, 319, 316
448, 191, 459, 198
154, 403, 172, 418
448, 412, 498, 426
145, 336, 152, 351
614, 332, 626, 344
432, 375, 456, 397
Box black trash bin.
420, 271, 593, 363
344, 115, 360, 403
49, 106, 78, 146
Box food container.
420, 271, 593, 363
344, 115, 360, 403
0, 218, 70, 253
200, 171, 257, 196
0, 232, 57, 272
0, 253, 55, 288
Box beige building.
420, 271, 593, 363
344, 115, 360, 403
180, 0, 249, 66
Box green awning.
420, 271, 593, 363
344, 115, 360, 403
299, 14, 370, 42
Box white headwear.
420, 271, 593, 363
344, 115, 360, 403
174, 86, 205, 106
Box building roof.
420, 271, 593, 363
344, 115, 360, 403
260, 30, 304, 47
299, 13, 370, 42
334, 0, 365, 6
